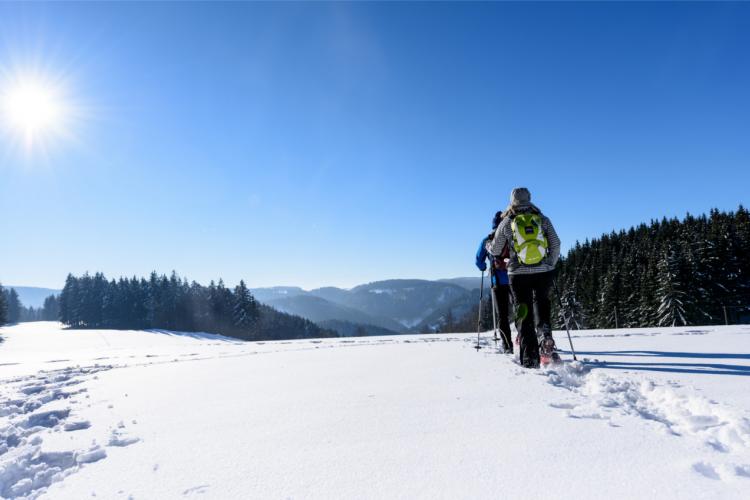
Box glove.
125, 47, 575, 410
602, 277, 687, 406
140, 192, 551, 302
477, 262, 487, 272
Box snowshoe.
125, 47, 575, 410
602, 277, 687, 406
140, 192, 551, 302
540, 336, 562, 366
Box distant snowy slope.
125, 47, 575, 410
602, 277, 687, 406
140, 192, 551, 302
307, 286, 352, 305
316, 319, 400, 337
437, 277, 484, 291
1, 322, 748, 499
253, 280, 475, 332
249, 286, 306, 303
264, 295, 407, 333
346, 279, 470, 327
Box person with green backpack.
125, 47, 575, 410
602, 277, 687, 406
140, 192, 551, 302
487, 187, 561, 368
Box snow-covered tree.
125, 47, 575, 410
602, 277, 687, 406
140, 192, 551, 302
656, 248, 687, 327
233, 280, 259, 333
559, 284, 586, 330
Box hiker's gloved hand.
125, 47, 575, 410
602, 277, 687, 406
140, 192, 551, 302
476, 261, 487, 272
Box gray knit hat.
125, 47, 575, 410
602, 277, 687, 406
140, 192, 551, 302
510, 187, 531, 206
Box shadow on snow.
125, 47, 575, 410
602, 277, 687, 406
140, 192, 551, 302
561, 350, 750, 376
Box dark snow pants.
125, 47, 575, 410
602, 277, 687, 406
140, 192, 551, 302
492, 284, 512, 349
509, 271, 554, 364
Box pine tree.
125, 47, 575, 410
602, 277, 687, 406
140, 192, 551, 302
0, 283, 7, 326
59, 275, 75, 326
41, 295, 60, 321
598, 264, 623, 328
559, 283, 585, 330
656, 247, 688, 327
232, 280, 258, 336
6, 289, 22, 324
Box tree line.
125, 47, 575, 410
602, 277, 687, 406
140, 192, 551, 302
555, 206, 749, 329
0, 285, 59, 325
56, 272, 335, 341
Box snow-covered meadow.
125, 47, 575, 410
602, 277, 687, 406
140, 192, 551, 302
1, 322, 749, 499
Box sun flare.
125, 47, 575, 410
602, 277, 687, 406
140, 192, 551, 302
1, 75, 70, 151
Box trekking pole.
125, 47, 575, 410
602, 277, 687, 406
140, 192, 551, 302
475, 269, 485, 351
490, 282, 499, 348
553, 278, 578, 361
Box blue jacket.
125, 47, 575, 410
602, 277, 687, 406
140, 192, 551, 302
475, 238, 509, 286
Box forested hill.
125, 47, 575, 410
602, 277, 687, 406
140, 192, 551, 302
556, 206, 750, 329
56, 272, 335, 342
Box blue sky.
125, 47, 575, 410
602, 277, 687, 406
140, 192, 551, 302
1, 2, 748, 290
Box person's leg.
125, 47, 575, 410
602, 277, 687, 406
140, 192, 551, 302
533, 271, 553, 337
495, 285, 512, 351
532, 272, 560, 361
510, 274, 538, 366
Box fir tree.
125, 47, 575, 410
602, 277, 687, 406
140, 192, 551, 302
6, 289, 22, 324
0, 283, 7, 326
232, 280, 258, 335
559, 284, 586, 330
41, 295, 60, 321
655, 248, 688, 327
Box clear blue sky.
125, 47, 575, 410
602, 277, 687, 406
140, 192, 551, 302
1, 2, 748, 290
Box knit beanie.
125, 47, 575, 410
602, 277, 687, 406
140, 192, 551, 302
510, 187, 531, 207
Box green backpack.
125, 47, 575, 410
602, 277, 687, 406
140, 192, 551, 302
511, 213, 548, 265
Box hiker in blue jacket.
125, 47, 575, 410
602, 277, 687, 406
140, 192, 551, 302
476, 211, 512, 352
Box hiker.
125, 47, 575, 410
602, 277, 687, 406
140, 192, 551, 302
475, 211, 513, 352
487, 187, 561, 368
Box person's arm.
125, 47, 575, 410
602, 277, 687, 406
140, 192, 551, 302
475, 238, 488, 271
544, 217, 561, 266
489, 219, 509, 256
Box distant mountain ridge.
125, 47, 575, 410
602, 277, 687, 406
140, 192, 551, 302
252, 278, 480, 335
6, 286, 61, 309
264, 295, 406, 333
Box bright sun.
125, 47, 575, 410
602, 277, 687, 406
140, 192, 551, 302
1, 76, 69, 150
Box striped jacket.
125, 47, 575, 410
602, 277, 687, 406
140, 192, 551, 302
487, 208, 561, 275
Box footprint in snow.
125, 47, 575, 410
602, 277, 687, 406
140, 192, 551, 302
548, 402, 576, 410
64, 420, 92, 431
183, 484, 210, 495
692, 462, 721, 480
0, 364, 119, 499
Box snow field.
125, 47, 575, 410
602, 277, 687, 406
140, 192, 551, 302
0, 322, 749, 499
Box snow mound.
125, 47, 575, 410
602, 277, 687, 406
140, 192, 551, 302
546, 357, 750, 482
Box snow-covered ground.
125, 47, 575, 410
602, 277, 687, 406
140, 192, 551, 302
1, 322, 749, 499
